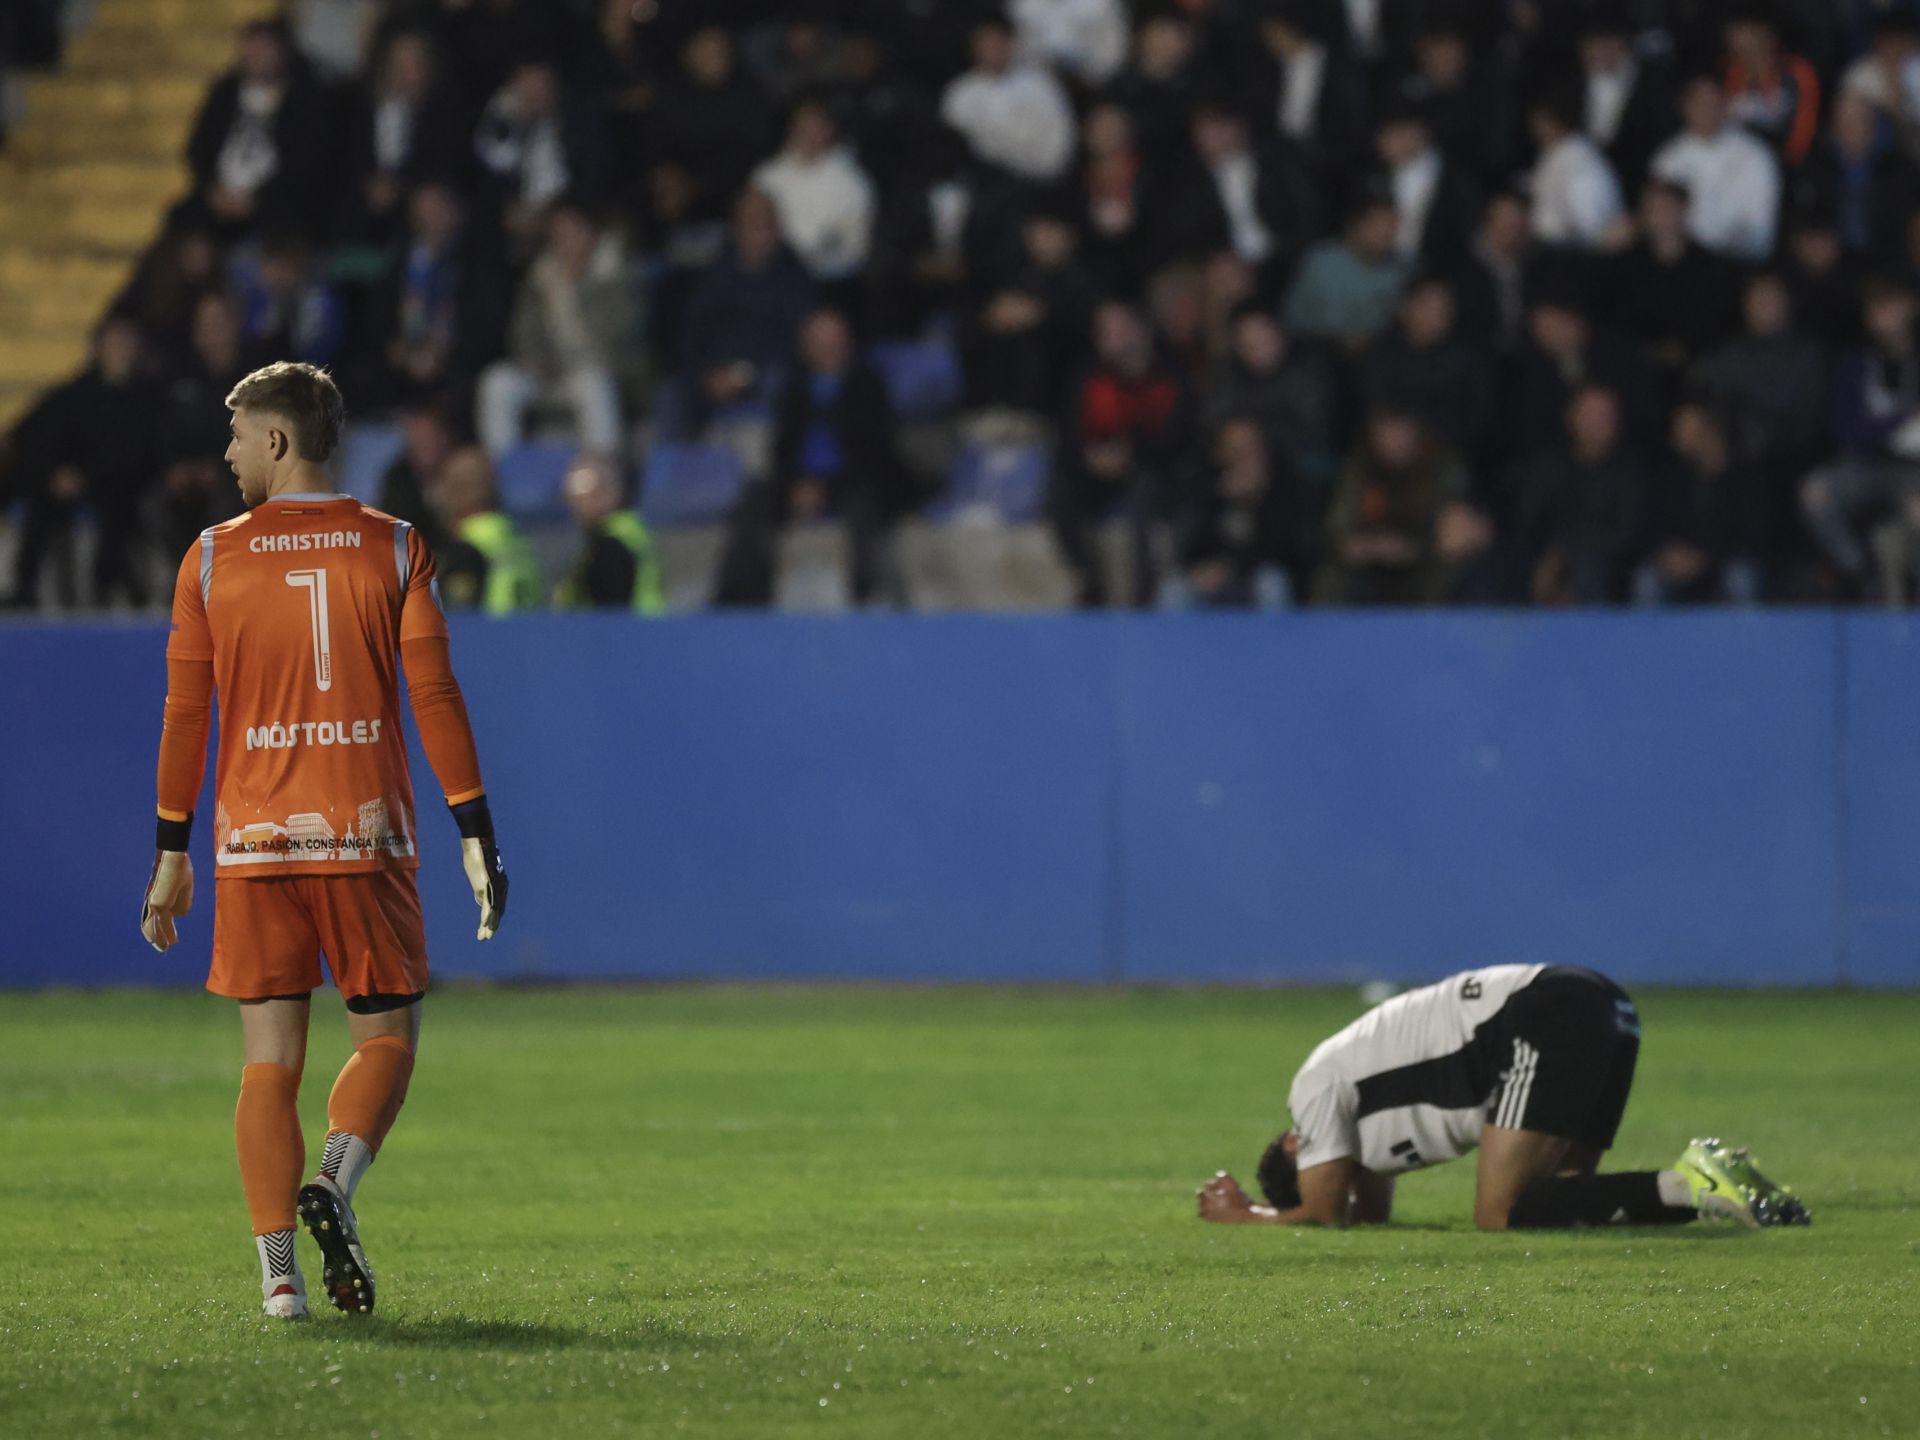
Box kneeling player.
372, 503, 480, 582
139, 363, 508, 1318
1197, 965, 1808, 1230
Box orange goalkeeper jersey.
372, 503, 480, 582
161, 492, 483, 877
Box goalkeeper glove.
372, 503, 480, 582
451, 797, 508, 941
141, 814, 196, 952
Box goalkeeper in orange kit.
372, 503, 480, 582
139, 362, 507, 1319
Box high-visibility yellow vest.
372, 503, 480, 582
455, 511, 542, 616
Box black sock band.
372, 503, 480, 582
1508, 1172, 1697, 1229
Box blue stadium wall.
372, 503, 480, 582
4, 613, 1918, 988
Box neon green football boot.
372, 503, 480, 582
1675, 1137, 1811, 1227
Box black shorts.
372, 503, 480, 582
1485, 966, 1641, 1150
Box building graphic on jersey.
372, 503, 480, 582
355, 798, 391, 860
221, 800, 414, 866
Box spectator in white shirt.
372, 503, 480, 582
1841, 15, 1920, 163
941, 18, 1077, 184
749, 101, 876, 282
1650, 75, 1781, 263
1010, 0, 1129, 87
1527, 90, 1626, 251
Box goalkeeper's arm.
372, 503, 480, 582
402, 634, 507, 940
142, 654, 212, 951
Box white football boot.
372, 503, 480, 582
257, 1230, 309, 1319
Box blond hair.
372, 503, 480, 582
226, 362, 345, 463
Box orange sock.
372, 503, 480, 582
235, 1062, 304, 1236
326, 1035, 415, 1154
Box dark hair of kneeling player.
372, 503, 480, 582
1257, 1132, 1301, 1210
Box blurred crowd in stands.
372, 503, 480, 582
13, 0, 1920, 610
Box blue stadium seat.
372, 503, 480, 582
640, 442, 747, 529
495, 440, 577, 523
927, 442, 1050, 525
870, 338, 963, 422
336, 421, 404, 505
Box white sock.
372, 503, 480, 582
256, 1229, 302, 1295
318, 1130, 375, 1205
1656, 1169, 1694, 1210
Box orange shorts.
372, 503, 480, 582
210, 871, 429, 1003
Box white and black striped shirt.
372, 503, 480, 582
1289, 965, 1546, 1175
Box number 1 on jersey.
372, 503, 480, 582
285, 568, 333, 692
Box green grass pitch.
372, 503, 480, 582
2, 985, 1916, 1439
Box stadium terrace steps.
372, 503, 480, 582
896, 520, 1079, 611
0, 0, 278, 432
21, 74, 209, 124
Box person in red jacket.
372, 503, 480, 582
1723, 8, 1821, 166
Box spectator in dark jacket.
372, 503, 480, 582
649, 27, 775, 225
471, 58, 611, 251
1635, 399, 1771, 604
1153, 103, 1321, 285
1398, 22, 1519, 188
1359, 274, 1495, 460
1050, 300, 1192, 607
960, 202, 1099, 418
158, 294, 249, 559
357, 181, 509, 409
1793, 92, 1920, 265
1604, 179, 1742, 381
1507, 284, 1659, 470
231, 233, 345, 370
1370, 105, 1482, 267
4, 315, 164, 610
1801, 277, 1920, 599
830, 27, 943, 198
1077, 102, 1158, 298
377, 400, 459, 553
1101, 11, 1202, 171
715, 307, 903, 607
112, 221, 222, 375
336, 28, 468, 246
1315, 409, 1488, 605
1453, 191, 1533, 353
1517, 384, 1649, 605
385, 0, 524, 104
1250, 2, 1368, 186
1692, 270, 1829, 489
1204, 303, 1340, 487
1171, 414, 1305, 609
1781, 208, 1866, 346
183, 19, 326, 241
668, 188, 816, 440
1578, 13, 1679, 197
1397, 20, 1512, 187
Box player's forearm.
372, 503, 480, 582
1348, 1172, 1395, 1225
1242, 1204, 1340, 1227
155, 656, 214, 840
400, 635, 486, 804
